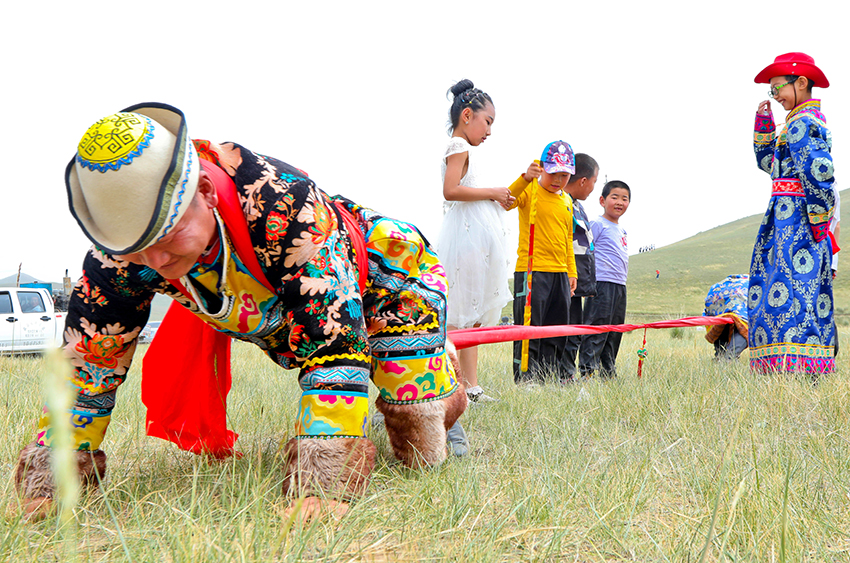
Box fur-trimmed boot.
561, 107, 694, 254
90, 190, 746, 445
281, 437, 377, 501
376, 383, 467, 468
14, 442, 107, 520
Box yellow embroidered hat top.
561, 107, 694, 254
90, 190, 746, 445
65, 102, 199, 255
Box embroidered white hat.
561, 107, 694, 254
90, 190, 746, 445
65, 102, 199, 255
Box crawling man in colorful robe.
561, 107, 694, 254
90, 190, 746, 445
14, 103, 466, 520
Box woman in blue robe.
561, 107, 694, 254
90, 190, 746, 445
749, 52, 836, 376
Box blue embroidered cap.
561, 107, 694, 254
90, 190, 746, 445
540, 140, 575, 174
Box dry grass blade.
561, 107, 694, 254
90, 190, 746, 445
697, 409, 743, 563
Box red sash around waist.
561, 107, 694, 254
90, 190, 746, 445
772, 178, 804, 196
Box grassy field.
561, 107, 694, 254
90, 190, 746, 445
2, 329, 850, 562
3, 194, 849, 561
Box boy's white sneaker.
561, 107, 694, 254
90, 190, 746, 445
466, 385, 497, 403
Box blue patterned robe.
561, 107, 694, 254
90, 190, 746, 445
749, 100, 835, 375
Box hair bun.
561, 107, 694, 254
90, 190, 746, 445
446, 79, 492, 134
450, 79, 475, 98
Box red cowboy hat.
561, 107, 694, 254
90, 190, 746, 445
754, 52, 829, 88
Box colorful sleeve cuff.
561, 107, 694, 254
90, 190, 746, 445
811, 221, 829, 243
37, 408, 111, 451
754, 112, 774, 133
373, 352, 459, 405
754, 113, 775, 145
295, 391, 370, 438
754, 130, 775, 145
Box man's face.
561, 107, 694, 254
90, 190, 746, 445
117, 178, 218, 279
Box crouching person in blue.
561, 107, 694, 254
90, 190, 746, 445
704, 275, 750, 361
13, 103, 467, 521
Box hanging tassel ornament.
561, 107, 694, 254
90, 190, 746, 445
636, 328, 648, 378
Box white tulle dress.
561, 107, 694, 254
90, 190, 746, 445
437, 136, 513, 329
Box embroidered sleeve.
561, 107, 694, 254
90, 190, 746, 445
787, 115, 835, 241
213, 142, 336, 288
754, 111, 776, 174
38, 248, 160, 450
63, 248, 159, 397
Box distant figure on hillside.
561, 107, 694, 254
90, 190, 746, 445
749, 52, 836, 377
578, 180, 631, 379
703, 275, 749, 361
655, 269, 660, 279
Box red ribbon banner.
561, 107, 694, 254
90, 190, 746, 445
447, 316, 734, 350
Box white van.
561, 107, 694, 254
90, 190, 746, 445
0, 287, 66, 353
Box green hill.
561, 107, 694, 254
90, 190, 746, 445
627, 189, 849, 322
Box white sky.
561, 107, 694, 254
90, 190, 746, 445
1, 0, 846, 283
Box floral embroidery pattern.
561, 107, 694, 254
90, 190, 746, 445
47, 140, 457, 450
749, 100, 835, 375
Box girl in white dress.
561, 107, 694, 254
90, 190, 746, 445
438, 79, 514, 402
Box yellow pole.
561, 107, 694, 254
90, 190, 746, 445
520, 169, 539, 373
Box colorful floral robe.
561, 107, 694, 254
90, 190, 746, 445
749, 100, 835, 375
37, 140, 458, 452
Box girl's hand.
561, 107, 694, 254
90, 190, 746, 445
499, 193, 517, 210
757, 100, 772, 116
491, 187, 514, 209
523, 162, 543, 182
569, 277, 577, 296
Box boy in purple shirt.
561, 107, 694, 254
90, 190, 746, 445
578, 181, 631, 378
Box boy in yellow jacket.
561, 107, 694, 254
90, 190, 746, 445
508, 140, 578, 383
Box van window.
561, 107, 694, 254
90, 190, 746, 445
0, 292, 11, 314
18, 292, 46, 314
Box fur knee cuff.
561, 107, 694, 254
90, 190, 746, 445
281, 437, 376, 501
14, 442, 107, 500
377, 383, 467, 468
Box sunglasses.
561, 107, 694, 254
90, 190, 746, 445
769, 77, 798, 99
